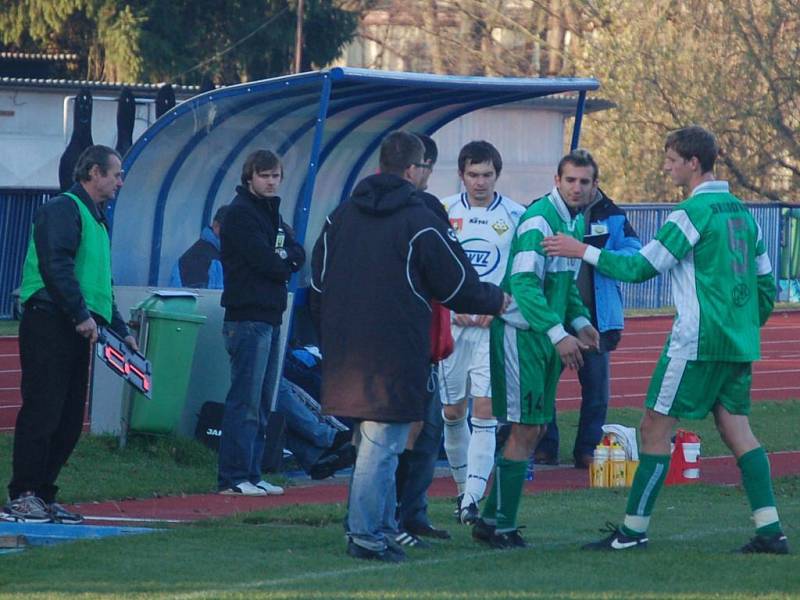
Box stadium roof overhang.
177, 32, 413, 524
109, 67, 600, 287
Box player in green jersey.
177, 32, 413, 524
472, 150, 600, 549
542, 126, 788, 555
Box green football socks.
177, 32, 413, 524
481, 466, 498, 524
622, 453, 670, 536
738, 446, 782, 536
484, 456, 527, 533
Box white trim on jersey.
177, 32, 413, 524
511, 250, 545, 279
548, 187, 577, 232
668, 250, 700, 360
641, 240, 679, 274
756, 252, 772, 276
653, 357, 687, 415
547, 256, 580, 274
666, 210, 701, 246
516, 215, 552, 239
503, 324, 522, 423
755, 222, 773, 275
691, 180, 730, 196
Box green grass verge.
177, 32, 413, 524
0, 478, 797, 599
555, 399, 800, 462
0, 320, 18, 336
0, 434, 288, 504
0, 400, 797, 504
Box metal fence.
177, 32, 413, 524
0, 193, 798, 318
0, 189, 53, 319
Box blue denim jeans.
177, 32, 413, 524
396, 393, 442, 530
217, 321, 281, 490
347, 420, 411, 551
275, 378, 338, 470
536, 350, 610, 461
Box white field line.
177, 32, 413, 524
82, 515, 187, 524
167, 525, 756, 599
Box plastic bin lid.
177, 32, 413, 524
141, 308, 207, 323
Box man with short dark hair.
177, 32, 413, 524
395, 133, 453, 541
543, 126, 787, 554
534, 149, 641, 468
4, 145, 136, 524
169, 205, 229, 289
311, 130, 508, 562
217, 149, 304, 497
474, 148, 600, 549
439, 140, 525, 525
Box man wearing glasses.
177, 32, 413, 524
311, 131, 507, 562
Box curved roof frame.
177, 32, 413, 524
111, 67, 598, 287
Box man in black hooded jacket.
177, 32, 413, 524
218, 150, 304, 497
311, 131, 508, 562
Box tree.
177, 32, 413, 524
0, 0, 362, 84
356, 0, 800, 202
576, 0, 800, 202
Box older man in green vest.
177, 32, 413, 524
4, 145, 136, 525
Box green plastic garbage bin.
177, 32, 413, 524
128, 292, 207, 434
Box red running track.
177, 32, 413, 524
67, 450, 800, 524
556, 310, 800, 411
1, 311, 799, 433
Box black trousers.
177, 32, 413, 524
8, 304, 91, 503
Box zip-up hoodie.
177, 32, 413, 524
311, 173, 503, 422
220, 186, 304, 324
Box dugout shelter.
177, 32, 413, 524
93, 68, 600, 437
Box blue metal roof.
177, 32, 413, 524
109, 67, 599, 287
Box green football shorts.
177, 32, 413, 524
645, 349, 752, 419
490, 327, 558, 425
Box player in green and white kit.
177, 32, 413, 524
472, 151, 600, 549
543, 126, 788, 554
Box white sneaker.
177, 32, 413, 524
219, 482, 267, 496
255, 480, 284, 496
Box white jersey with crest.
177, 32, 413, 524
441, 192, 525, 286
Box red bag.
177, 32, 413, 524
430, 301, 454, 362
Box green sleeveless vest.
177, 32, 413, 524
19, 192, 113, 323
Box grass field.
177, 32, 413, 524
0, 401, 799, 598
2, 401, 798, 504
0, 320, 18, 336
0, 479, 797, 599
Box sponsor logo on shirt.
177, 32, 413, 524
492, 219, 510, 236
469, 217, 488, 225
461, 237, 502, 277
732, 282, 751, 306
450, 217, 463, 232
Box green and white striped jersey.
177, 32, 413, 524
501, 188, 591, 343
583, 181, 774, 362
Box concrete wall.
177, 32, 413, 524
428, 105, 566, 204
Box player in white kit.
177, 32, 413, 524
439, 141, 525, 524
